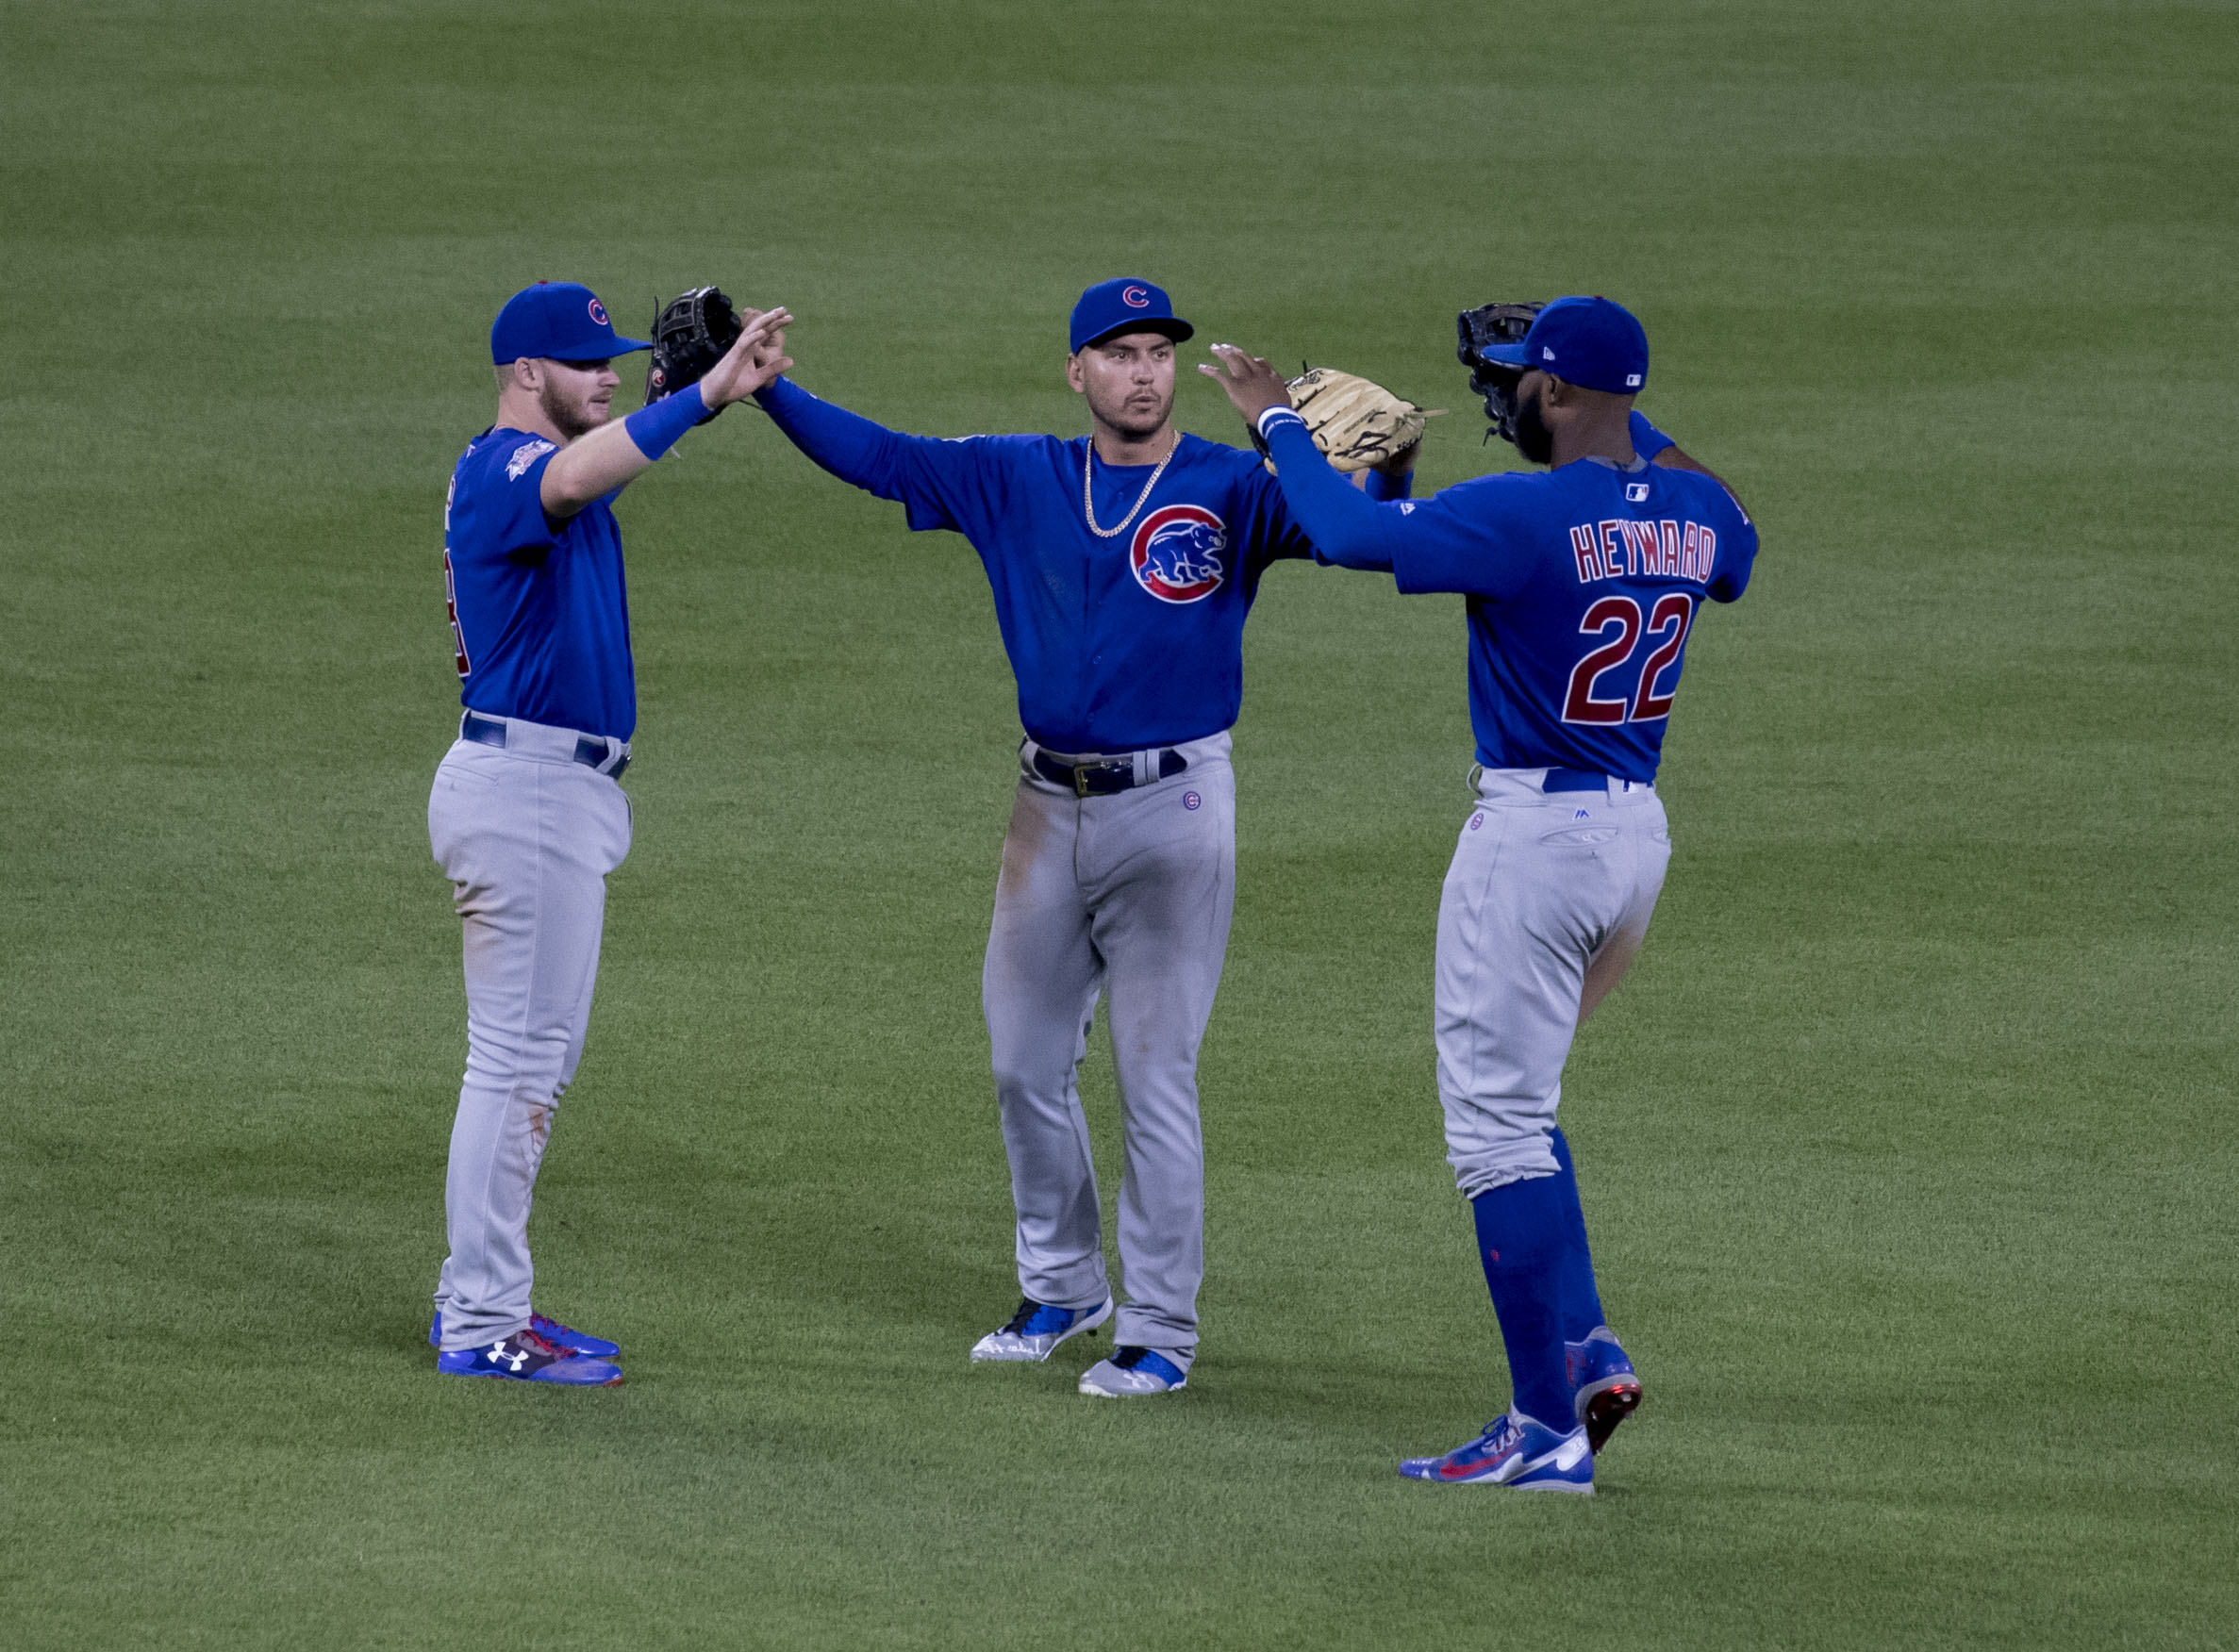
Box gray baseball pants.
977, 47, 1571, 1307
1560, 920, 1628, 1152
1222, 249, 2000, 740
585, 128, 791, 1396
1436, 767, 1669, 1197
984, 732, 1236, 1369
425, 721, 631, 1352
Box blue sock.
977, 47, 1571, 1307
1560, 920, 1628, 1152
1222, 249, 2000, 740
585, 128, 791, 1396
1549, 1128, 1609, 1342
1469, 1173, 1574, 1431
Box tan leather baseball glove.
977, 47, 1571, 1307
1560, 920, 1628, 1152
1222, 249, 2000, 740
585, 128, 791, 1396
1255, 368, 1445, 472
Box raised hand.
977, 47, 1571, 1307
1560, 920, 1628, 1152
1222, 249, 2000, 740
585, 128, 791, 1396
1197, 344, 1291, 423
699, 306, 795, 408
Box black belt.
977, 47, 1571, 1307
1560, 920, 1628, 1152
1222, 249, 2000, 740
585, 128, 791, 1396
1031, 747, 1187, 798
461, 711, 631, 779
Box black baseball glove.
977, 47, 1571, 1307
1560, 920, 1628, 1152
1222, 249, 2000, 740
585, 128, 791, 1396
645, 287, 744, 420
1455, 301, 1544, 446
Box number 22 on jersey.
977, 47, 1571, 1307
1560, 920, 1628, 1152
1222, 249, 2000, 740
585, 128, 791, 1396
1562, 592, 1695, 725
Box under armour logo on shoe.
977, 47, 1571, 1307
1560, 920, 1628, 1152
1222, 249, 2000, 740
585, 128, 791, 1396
489, 1340, 528, 1372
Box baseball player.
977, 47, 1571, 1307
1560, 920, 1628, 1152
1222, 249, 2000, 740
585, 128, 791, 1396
427, 280, 790, 1383
745, 279, 1411, 1396
1203, 296, 1758, 1489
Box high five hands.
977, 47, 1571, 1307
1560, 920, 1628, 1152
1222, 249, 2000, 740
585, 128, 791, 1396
699, 306, 796, 408
1200, 343, 1420, 482
1198, 344, 1292, 422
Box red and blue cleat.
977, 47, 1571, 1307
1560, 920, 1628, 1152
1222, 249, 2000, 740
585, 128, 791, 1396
436, 1325, 622, 1385
431, 1310, 621, 1362
1566, 1327, 1641, 1454
1399, 1411, 1593, 1493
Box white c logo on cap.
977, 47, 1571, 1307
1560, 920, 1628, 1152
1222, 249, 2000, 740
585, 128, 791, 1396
1121, 285, 1152, 307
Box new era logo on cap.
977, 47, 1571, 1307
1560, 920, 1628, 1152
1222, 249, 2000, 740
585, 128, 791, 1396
1625, 372, 1642, 387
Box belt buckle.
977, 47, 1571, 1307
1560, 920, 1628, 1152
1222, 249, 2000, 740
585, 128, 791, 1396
1074, 757, 1130, 797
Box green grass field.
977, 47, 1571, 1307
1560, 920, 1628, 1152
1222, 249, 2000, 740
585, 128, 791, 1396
5, 1, 2235, 1645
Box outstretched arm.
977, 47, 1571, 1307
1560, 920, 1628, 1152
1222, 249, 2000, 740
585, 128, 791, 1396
752, 375, 919, 501
1201, 346, 1402, 570
539, 307, 793, 519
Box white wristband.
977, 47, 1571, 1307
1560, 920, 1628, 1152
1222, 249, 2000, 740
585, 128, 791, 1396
1256, 405, 1306, 438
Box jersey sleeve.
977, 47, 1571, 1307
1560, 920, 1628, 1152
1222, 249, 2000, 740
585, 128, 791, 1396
887, 433, 1036, 539
1227, 446, 1416, 573
1702, 490, 1759, 603
1258, 415, 1535, 595
1384, 472, 1546, 601
452, 435, 561, 564
755, 376, 1024, 539
1226, 457, 1318, 570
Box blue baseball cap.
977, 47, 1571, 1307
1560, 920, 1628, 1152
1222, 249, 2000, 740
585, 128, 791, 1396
1480, 295, 1648, 394
489, 282, 651, 365
1070, 277, 1194, 354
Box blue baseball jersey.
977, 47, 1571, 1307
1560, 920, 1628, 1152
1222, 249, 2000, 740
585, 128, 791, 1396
757, 379, 1397, 752
1261, 416, 1756, 783
442, 427, 637, 741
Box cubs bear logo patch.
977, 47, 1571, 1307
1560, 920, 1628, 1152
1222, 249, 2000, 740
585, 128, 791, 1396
1130, 504, 1226, 603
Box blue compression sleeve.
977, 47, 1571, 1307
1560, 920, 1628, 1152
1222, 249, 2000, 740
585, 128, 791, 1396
1363, 464, 1415, 503
1628, 409, 1675, 462
1256, 407, 1401, 571
753, 376, 912, 499
622, 382, 710, 460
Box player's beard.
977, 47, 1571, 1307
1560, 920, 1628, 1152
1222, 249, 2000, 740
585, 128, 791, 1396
1091, 384, 1174, 443
1512, 382, 1555, 465
539, 377, 605, 441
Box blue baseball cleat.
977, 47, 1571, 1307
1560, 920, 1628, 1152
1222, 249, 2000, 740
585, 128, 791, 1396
1566, 1327, 1641, 1454
970, 1296, 1113, 1363
436, 1327, 622, 1385
1078, 1345, 1187, 1396
1399, 1411, 1593, 1492
430, 1310, 621, 1361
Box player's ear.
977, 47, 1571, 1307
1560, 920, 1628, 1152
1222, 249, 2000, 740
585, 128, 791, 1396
1065, 352, 1087, 395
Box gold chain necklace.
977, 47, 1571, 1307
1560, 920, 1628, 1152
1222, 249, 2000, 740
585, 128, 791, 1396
1083, 430, 1179, 538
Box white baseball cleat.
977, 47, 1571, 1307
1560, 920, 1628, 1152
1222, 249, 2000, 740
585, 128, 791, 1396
970, 1296, 1113, 1363
1077, 1345, 1187, 1396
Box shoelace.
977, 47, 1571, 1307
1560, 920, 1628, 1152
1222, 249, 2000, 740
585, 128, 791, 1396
999, 1298, 1048, 1336
1474, 1415, 1523, 1455
514, 1327, 565, 1360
